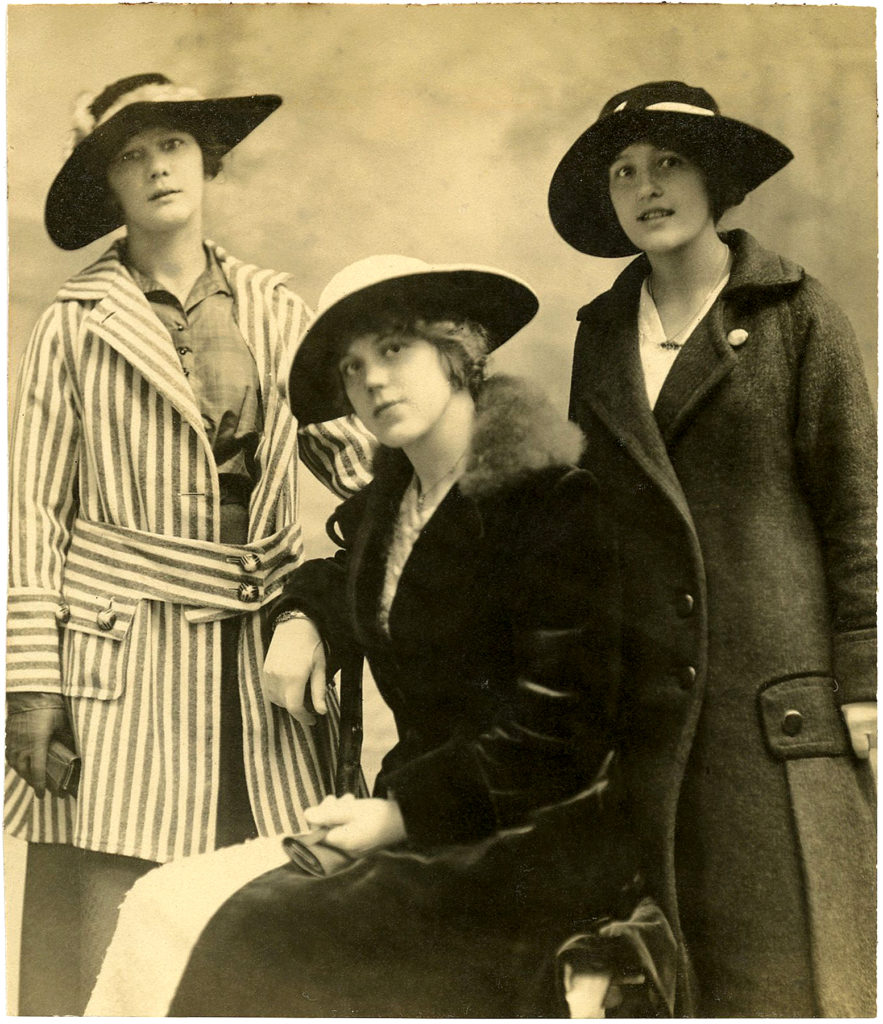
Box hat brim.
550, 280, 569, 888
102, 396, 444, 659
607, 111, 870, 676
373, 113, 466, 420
548, 109, 793, 257
288, 268, 539, 425
45, 94, 282, 250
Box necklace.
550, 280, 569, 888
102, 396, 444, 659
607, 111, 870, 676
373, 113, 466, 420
648, 249, 731, 351
414, 450, 468, 511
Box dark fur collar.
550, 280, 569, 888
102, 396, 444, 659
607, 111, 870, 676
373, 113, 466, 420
370, 374, 585, 500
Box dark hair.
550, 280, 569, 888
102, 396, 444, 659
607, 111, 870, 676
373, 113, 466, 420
331, 308, 490, 413
606, 128, 746, 222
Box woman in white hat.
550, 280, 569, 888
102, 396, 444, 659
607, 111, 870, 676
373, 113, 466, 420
549, 81, 876, 1015
5, 72, 373, 1013
87, 254, 677, 1017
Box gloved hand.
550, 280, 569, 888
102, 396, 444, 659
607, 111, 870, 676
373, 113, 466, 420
6, 692, 72, 797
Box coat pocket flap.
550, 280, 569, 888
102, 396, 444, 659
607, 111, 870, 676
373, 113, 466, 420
757, 675, 850, 760
59, 595, 139, 643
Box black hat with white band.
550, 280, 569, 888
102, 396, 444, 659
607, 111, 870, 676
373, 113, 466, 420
548, 80, 793, 257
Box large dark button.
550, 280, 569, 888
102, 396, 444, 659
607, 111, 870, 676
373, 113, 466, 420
55, 603, 71, 625
175, 323, 186, 332
676, 593, 695, 617
679, 666, 697, 690
182, 368, 190, 377
782, 709, 803, 736
240, 554, 261, 574
97, 608, 117, 631
177, 346, 191, 356
238, 582, 260, 603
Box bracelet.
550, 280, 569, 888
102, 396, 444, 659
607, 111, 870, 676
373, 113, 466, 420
273, 609, 315, 631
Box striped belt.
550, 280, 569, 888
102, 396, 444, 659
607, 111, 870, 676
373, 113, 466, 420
61, 517, 305, 627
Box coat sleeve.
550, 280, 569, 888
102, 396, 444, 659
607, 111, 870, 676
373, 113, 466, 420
791, 278, 877, 705
262, 490, 369, 666
382, 469, 622, 848
7, 303, 81, 695
297, 416, 376, 498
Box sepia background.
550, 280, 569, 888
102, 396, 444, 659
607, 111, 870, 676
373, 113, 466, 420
5, 2, 877, 1012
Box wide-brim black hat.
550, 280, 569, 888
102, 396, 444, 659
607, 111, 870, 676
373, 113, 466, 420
288, 255, 539, 426
548, 80, 793, 257
45, 74, 281, 250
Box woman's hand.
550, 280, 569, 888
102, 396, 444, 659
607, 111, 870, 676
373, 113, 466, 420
304, 794, 407, 857
262, 616, 327, 726
6, 693, 71, 797
842, 701, 877, 785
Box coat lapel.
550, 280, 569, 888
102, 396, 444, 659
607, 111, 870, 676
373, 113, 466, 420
652, 229, 804, 447
64, 245, 208, 440
575, 266, 692, 522
652, 301, 738, 445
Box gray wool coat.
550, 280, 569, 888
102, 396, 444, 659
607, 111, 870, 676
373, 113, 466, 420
568, 229, 876, 1017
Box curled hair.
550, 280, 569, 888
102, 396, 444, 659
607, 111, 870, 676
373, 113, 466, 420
606, 128, 746, 222
331, 308, 491, 414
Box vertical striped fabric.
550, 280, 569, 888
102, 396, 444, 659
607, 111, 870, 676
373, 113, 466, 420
6, 241, 375, 862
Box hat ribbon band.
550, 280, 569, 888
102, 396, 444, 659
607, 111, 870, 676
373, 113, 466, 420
643, 101, 715, 116
95, 83, 204, 130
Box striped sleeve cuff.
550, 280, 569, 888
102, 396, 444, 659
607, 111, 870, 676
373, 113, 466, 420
7, 590, 64, 693
297, 416, 376, 498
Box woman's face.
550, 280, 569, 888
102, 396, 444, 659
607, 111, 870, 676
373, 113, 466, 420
338, 332, 458, 450
106, 126, 206, 237
608, 142, 715, 256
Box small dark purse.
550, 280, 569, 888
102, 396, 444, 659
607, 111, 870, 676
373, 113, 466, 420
45, 739, 81, 797
282, 827, 354, 878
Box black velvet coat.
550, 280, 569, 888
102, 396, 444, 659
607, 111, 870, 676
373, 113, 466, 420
569, 230, 876, 1016
169, 377, 664, 1018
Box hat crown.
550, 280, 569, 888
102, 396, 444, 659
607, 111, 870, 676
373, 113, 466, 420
599, 81, 720, 120
316, 254, 433, 318
91, 72, 172, 121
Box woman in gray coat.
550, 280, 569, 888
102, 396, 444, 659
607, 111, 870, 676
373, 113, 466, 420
548, 80, 876, 1016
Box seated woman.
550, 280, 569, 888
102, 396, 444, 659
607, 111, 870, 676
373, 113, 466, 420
88, 256, 675, 1018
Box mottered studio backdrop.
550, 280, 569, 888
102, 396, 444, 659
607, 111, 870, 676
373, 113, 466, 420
3, 2, 877, 1009
8, 9, 877, 464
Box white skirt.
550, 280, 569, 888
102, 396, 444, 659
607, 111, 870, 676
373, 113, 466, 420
86, 835, 290, 1016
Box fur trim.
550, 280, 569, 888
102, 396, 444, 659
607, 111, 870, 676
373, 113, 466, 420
459, 375, 585, 497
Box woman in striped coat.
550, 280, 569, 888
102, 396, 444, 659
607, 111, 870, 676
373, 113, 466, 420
5, 73, 373, 1014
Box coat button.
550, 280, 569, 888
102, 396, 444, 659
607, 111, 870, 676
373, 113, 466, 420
679, 666, 697, 690
97, 608, 117, 631
727, 329, 749, 347
782, 709, 803, 736
676, 593, 695, 617
55, 603, 71, 624
238, 582, 260, 603
240, 554, 261, 574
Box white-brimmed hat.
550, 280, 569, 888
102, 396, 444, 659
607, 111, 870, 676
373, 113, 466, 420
288, 254, 539, 425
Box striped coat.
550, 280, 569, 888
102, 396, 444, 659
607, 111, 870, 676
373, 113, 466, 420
5, 240, 374, 863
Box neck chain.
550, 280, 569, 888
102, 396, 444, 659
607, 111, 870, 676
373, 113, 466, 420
414, 450, 468, 511
648, 248, 731, 351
